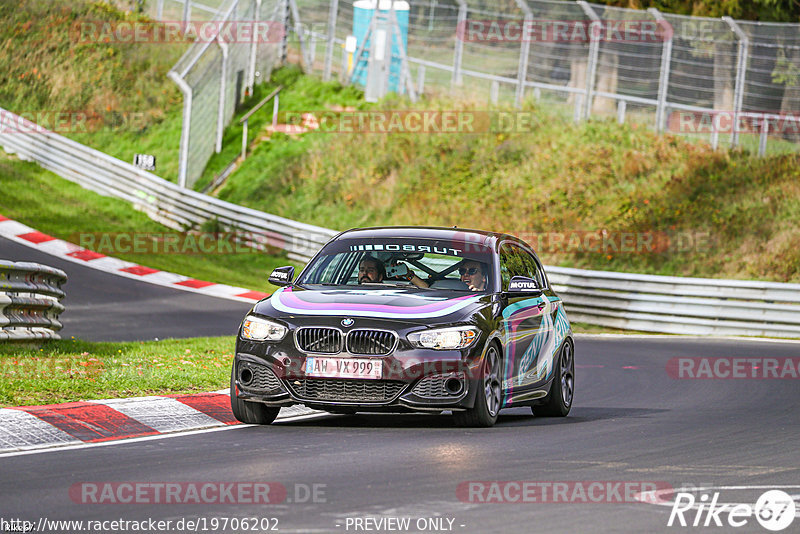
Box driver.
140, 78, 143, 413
358, 256, 386, 284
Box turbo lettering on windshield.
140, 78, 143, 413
348, 244, 463, 256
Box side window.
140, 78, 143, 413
500, 243, 545, 291
521, 249, 546, 289
498, 244, 527, 291
499, 248, 511, 291
529, 252, 547, 289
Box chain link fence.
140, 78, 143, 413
142, 0, 799, 189
301, 0, 799, 156
143, 0, 284, 188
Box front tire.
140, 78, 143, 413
453, 344, 502, 427
533, 339, 574, 417
230, 367, 281, 424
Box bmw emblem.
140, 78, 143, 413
341, 318, 354, 327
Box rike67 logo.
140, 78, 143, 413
667, 488, 796, 531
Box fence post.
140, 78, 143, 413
241, 119, 248, 160
168, 72, 192, 189
382, 5, 395, 97
514, 1, 533, 109
288, 0, 311, 71
711, 113, 720, 149
340, 44, 348, 82
417, 65, 426, 94
247, 0, 262, 95
617, 99, 626, 124
182, 0, 192, 29
573, 94, 582, 123
428, 0, 437, 31
649, 8, 673, 132
273, 93, 279, 129
578, 1, 601, 120
323, 0, 338, 81
279, 0, 289, 64
216, 37, 229, 154
452, 0, 467, 87
723, 16, 748, 149
157, 0, 164, 19
758, 114, 769, 156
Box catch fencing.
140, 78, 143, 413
296, 0, 800, 156
145, 0, 285, 188
140, 0, 799, 190
0, 260, 67, 341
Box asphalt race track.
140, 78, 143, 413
0, 236, 252, 341
2, 235, 799, 533
2, 336, 798, 533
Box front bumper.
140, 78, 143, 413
232, 346, 482, 412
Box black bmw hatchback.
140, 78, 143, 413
231, 226, 574, 427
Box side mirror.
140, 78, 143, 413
507, 276, 543, 296
268, 266, 295, 287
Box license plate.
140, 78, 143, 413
305, 357, 382, 380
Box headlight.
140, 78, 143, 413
241, 315, 287, 341
408, 327, 479, 350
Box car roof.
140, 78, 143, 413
334, 226, 533, 250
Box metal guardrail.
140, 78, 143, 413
2, 107, 800, 337
548, 266, 800, 338
240, 85, 283, 161
0, 260, 67, 341
0, 106, 337, 263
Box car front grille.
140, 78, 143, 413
346, 330, 397, 355
296, 327, 342, 354
238, 362, 283, 394
411, 373, 466, 399
285, 379, 406, 403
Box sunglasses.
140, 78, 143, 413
458, 267, 480, 276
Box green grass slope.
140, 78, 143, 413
210, 73, 800, 282
0, 0, 186, 181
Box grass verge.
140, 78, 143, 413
0, 336, 235, 407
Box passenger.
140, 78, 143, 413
459, 260, 488, 291
387, 261, 429, 289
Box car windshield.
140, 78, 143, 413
297, 237, 494, 292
